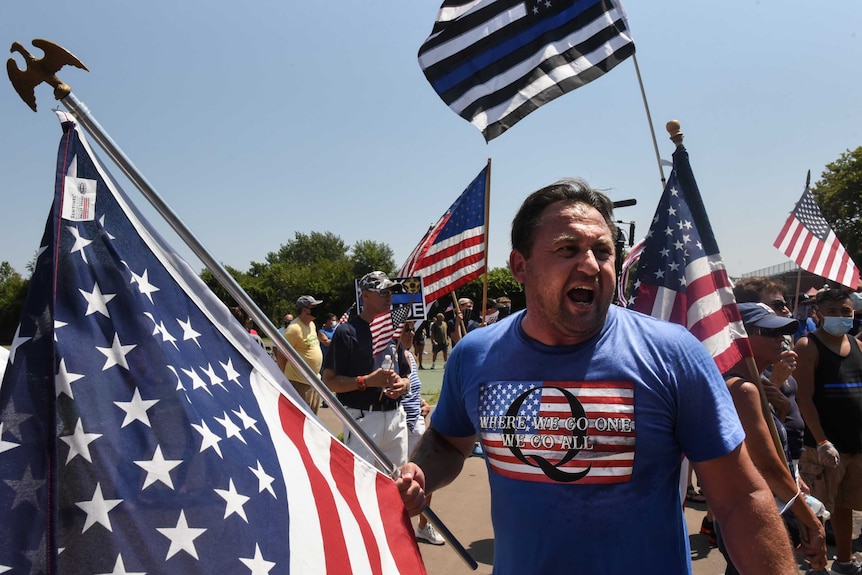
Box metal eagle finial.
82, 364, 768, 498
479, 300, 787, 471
7, 39, 88, 112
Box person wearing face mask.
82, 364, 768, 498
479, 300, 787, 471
795, 288, 862, 575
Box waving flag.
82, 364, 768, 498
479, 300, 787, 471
398, 166, 487, 306
773, 177, 860, 289
615, 237, 644, 307
418, 0, 635, 141
627, 145, 750, 373
0, 113, 425, 574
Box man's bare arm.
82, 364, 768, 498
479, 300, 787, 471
396, 427, 475, 516
322, 367, 401, 394
411, 427, 475, 493
693, 444, 797, 574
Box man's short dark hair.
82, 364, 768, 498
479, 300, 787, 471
733, 277, 787, 303
816, 288, 850, 305
511, 178, 617, 258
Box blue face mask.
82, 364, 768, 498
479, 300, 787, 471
822, 316, 853, 336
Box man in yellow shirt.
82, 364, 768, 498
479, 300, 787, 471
277, 295, 324, 414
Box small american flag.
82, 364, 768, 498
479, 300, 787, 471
0, 112, 425, 574
479, 380, 635, 484
338, 303, 354, 325
616, 238, 644, 307
398, 166, 487, 307
370, 305, 412, 357
773, 177, 859, 289
627, 145, 751, 374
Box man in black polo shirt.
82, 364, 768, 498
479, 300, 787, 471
323, 271, 410, 471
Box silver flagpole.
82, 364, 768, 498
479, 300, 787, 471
8, 38, 477, 570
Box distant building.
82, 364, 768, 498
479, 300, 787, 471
736, 261, 840, 306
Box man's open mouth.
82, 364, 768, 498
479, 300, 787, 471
567, 287, 595, 305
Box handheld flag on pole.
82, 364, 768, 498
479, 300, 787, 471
773, 173, 860, 289
338, 303, 355, 324
627, 122, 751, 374
418, 0, 635, 141
0, 113, 426, 574
398, 164, 488, 307
370, 305, 414, 357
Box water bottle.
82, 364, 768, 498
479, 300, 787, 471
381, 354, 393, 371
804, 494, 831, 521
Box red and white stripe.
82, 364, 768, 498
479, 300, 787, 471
400, 216, 485, 306
254, 375, 425, 574
774, 215, 859, 290
617, 238, 644, 307
483, 382, 635, 484
369, 313, 395, 357
633, 253, 749, 374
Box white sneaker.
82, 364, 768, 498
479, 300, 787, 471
416, 523, 445, 545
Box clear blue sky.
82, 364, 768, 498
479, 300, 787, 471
2, 2, 860, 284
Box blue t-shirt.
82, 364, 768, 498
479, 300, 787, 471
431, 306, 744, 574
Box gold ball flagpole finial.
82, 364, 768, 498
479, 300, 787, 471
7, 39, 88, 112
666, 120, 684, 147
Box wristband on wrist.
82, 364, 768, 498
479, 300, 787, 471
778, 487, 801, 515
817, 439, 830, 447
357, 375, 366, 391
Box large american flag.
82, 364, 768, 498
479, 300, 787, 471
627, 145, 751, 374
398, 166, 487, 307
479, 380, 635, 483
0, 113, 425, 574
773, 179, 860, 289
418, 0, 635, 141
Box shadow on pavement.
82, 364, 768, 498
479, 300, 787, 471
464, 538, 494, 566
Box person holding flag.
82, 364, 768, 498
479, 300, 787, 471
323, 271, 410, 470
397, 179, 797, 573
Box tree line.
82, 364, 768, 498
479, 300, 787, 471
0, 231, 523, 345
199, 231, 524, 330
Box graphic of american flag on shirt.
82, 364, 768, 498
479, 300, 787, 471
479, 380, 635, 484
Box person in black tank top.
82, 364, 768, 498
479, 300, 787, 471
795, 289, 862, 574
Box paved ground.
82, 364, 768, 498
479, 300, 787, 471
317, 357, 861, 574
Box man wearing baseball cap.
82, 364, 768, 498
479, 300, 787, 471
323, 271, 410, 471
715, 303, 827, 572
277, 295, 324, 414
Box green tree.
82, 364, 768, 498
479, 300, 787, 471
202, 231, 394, 327
351, 240, 395, 278
0, 262, 29, 344
265, 231, 349, 267
812, 147, 862, 268
455, 266, 525, 312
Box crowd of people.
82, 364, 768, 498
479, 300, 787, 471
244, 178, 862, 572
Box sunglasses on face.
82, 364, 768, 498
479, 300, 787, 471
752, 327, 787, 338
367, 289, 392, 297
769, 299, 788, 312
